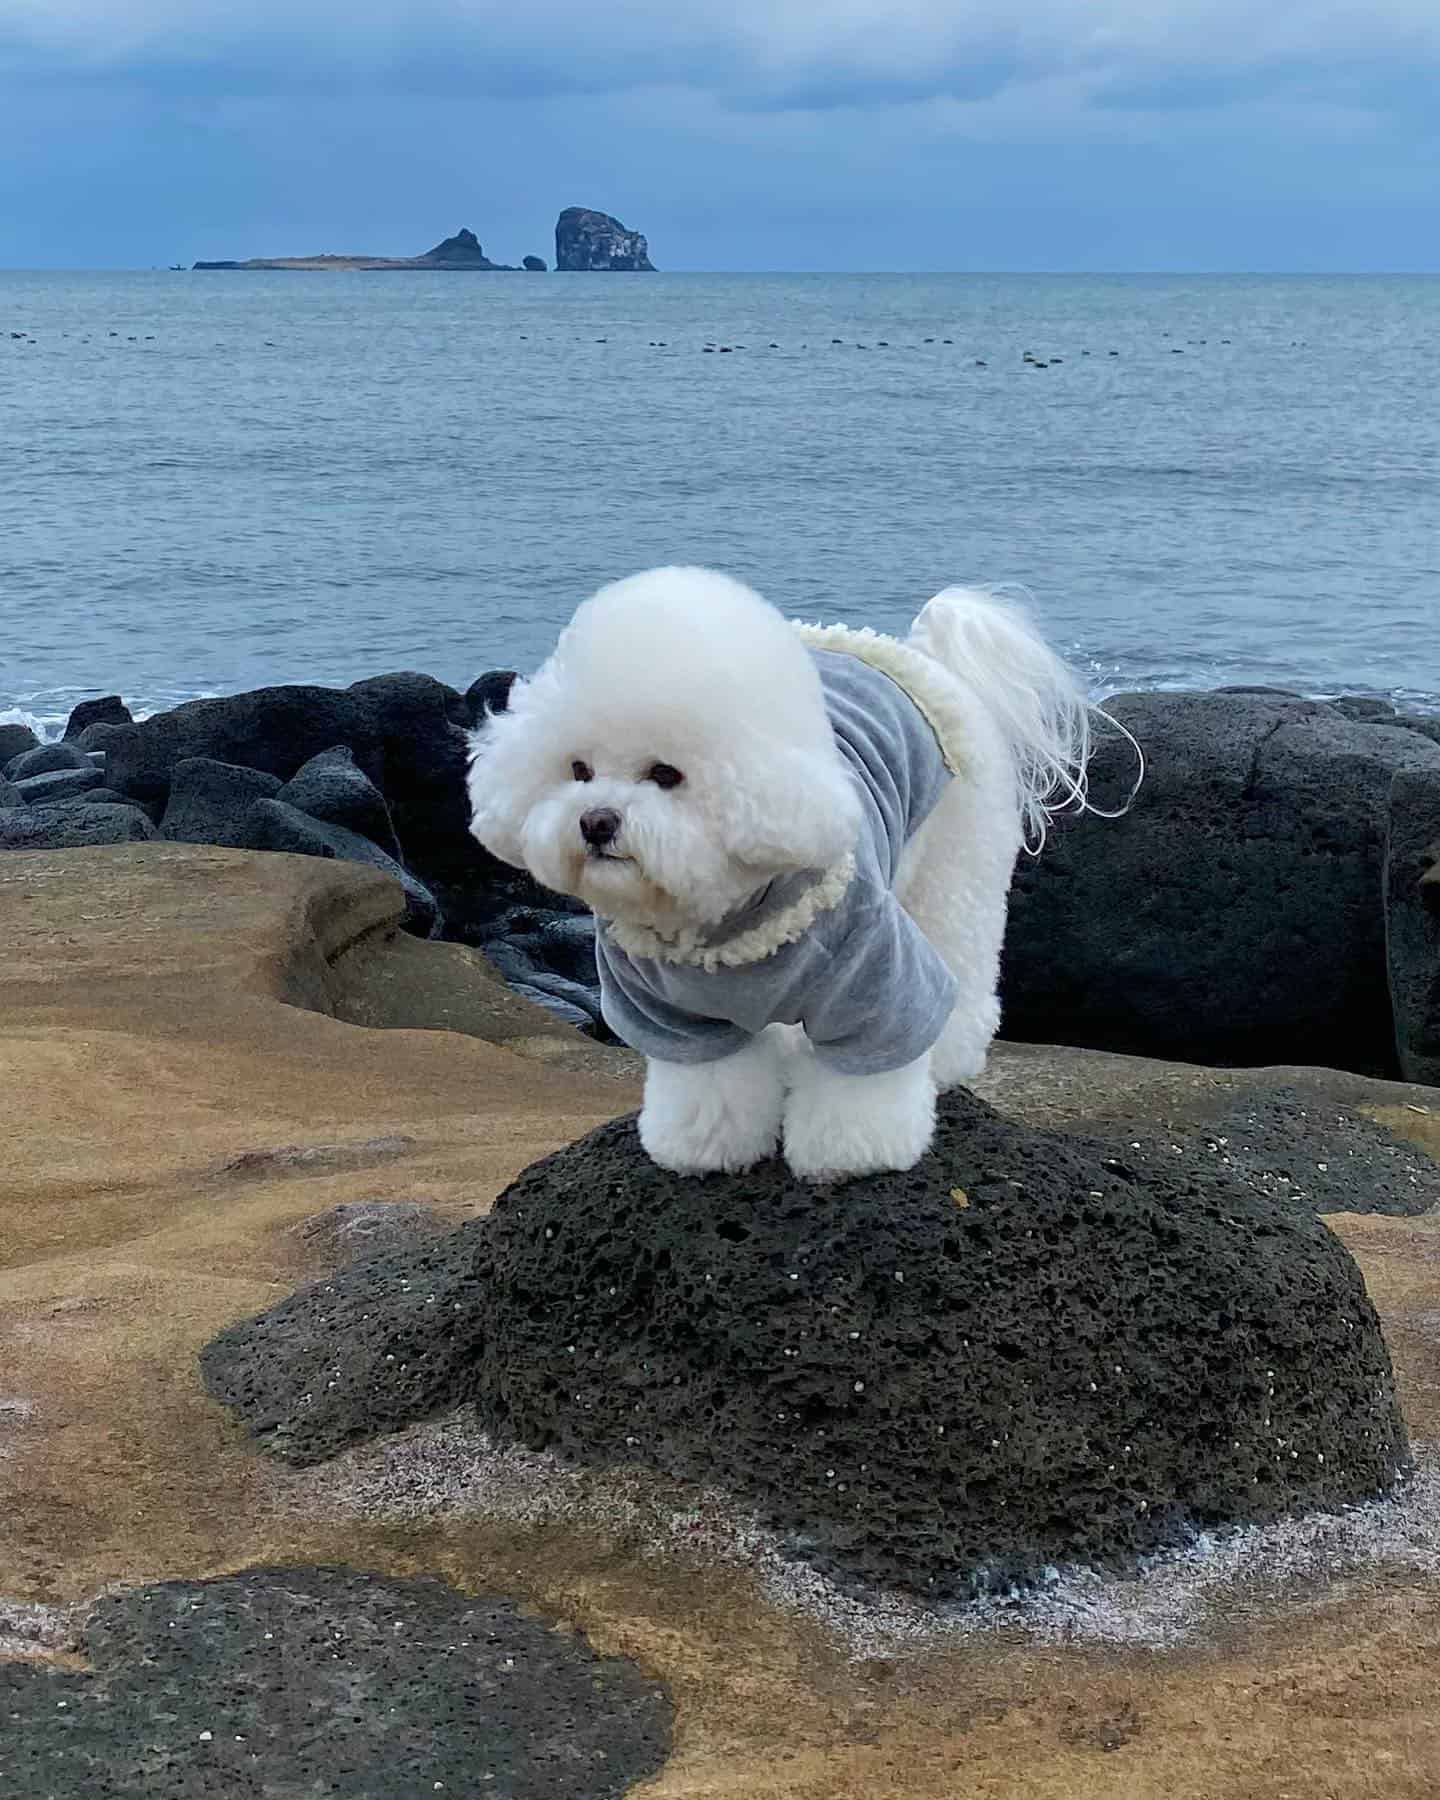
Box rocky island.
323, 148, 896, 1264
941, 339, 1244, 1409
192, 210, 657, 272
193, 228, 530, 273
555, 206, 655, 270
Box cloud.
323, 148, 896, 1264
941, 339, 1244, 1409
2, 0, 1438, 113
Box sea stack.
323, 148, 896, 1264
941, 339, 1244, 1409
554, 207, 655, 271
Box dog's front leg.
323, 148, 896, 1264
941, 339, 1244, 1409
639, 1030, 786, 1175
782, 1053, 936, 1183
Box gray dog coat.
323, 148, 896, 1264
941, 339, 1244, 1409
594, 628, 964, 1073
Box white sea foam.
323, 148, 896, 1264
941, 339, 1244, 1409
282, 1418, 1440, 1661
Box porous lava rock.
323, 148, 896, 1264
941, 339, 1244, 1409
202, 1221, 492, 1462
0, 722, 39, 765
0, 1566, 671, 1799
203, 1091, 1407, 1597
1003, 690, 1440, 1080
1385, 766, 1440, 1087
96, 673, 508, 934
63, 694, 133, 738
288, 1198, 451, 1271
14, 766, 104, 805
159, 757, 284, 846
465, 667, 518, 727
5, 740, 92, 781
0, 802, 158, 849
275, 744, 402, 861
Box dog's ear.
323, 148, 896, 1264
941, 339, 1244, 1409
466, 685, 532, 869
721, 743, 863, 874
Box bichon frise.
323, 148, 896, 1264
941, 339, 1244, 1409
468, 566, 1104, 1183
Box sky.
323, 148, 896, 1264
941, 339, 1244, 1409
1, 0, 1438, 270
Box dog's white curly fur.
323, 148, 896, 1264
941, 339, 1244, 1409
468, 565, 1104, 1181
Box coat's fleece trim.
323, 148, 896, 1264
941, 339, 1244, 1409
791, 620, 968, 776
601, 624, 964, 971
603, 854, 856, 971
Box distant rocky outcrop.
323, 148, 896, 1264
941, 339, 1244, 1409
555, 207, 655, 272
417, 228, 509, 269
193, 227, 522, 273
191, 216, 662, 273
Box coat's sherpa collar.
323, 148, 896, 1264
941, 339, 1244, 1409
600, 624, 961, 969
603, 853, 855, 971
790, 621, 967, 776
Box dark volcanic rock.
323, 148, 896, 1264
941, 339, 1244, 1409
487, 906, 598, 985
1077, 1082, 1440, 1217
1003, 691, 1440, 1078
523, 254, 547, 271
5, 740, 92, 781
1385, 766, 1440, 1086
0, 1566, 671, 1799
242, 798, 440, 937
98, 673, 510, 933
0, 802, 158, 849
14, 766, 104, 805
63, 694, 133, 738
465, 668, 518, 727
101, 687, 379, 807
509, 986, 595, 1032
72, 786, 133, 809
0, 722, 40, 765
481, 942, 602, 1029
289, 1199, 451, 1271
201, 1222, 492, 1460
202, 1090, 1406, 1597
1331, 695, 1397, 722
159, 757, 284, 845
1391, 714, 1440, 749
554, 207, 656, 272
276, 745, 401, 861
0, 775, 20, 807
74, 719, 133, 753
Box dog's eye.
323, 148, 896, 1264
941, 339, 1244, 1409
646, 763, 685, 790
571, 760, 593, 783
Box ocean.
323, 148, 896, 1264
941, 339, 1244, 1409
2, 269, 1436, 736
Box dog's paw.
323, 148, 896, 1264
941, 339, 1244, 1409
782, 1055, 936, 1183
639, 1041, 784, 1176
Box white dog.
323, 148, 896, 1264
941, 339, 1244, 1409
468, 566, 1098, 1183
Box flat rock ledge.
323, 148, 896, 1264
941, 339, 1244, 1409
0, 1566, 671, 1799
203, 1090, 1409, 1598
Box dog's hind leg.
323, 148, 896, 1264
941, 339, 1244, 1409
894, 772, 1018, 1091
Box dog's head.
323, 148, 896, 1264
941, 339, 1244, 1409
468, 567, 862, 931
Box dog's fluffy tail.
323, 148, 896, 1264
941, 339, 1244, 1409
909, 585, 1139, 849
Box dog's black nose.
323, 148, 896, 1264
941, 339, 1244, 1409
580, 807, 622, 848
